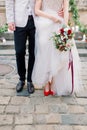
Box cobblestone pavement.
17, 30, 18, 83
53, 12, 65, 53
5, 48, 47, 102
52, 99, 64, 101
0, 41, 87, 130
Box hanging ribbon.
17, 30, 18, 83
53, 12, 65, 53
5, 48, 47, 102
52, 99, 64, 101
68, 49, 74, 94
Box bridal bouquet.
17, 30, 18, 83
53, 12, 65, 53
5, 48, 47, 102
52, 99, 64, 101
52, 26, 74, 51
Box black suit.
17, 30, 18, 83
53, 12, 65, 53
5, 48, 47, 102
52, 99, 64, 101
14, 15, 35, 82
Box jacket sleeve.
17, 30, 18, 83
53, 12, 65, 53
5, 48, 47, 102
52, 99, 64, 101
5, 0, 15, 23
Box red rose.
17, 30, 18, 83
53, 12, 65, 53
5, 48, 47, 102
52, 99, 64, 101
63, 38, 66, 43
60, 28, 64, 34
68, 29, 72, 35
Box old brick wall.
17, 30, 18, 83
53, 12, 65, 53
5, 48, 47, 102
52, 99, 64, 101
0, 0, 87, 26
0, 0, 6, 26
76, 0, 87, 10
76, 0, 87, 25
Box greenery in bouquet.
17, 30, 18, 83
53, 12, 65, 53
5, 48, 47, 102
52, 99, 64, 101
52, 26, 74, 51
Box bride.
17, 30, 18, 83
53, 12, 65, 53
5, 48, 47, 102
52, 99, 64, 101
32, 0, 81, 96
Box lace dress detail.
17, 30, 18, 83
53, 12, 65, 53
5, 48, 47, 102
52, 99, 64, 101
42, 0, 63, 12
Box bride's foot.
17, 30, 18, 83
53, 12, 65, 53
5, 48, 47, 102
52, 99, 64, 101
44, 82, 50, 96
50, 90, 55, 96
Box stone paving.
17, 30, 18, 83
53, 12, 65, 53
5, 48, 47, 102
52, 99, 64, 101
0, 41, 87, 130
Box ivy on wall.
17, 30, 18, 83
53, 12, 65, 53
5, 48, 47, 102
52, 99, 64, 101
69, 0, 79, 25
69, 0, 87, 35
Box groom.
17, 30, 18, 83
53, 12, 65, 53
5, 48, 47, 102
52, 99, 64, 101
5, 0, 35, 94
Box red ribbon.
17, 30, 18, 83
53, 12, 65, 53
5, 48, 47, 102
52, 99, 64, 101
68, 50, 74, 94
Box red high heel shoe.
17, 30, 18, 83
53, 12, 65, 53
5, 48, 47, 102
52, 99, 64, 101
44, 82, 50, 96
50, 90, 55, 96
44, 89, 50, 96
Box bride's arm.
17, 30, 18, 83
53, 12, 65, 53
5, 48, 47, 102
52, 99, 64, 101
63, 0, 69, 25
35, 0, 61, 23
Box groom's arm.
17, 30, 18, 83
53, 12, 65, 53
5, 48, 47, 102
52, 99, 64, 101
5, 0, 15, 31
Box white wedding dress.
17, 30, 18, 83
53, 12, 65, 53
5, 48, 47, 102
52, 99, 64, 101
32, 0, 81, 96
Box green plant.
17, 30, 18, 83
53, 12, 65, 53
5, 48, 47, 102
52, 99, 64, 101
69, 0, 87, 35
79, 24, 87, 35
69, 0, 80, 25
0, 24, 8, 35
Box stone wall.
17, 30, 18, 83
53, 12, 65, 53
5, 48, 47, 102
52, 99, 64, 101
0, 0, 6, 26
76, 0, 87, 10
0, 0, 87, 26
76, 0, 87, 25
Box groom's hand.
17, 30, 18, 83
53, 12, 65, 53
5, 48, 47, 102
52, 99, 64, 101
8, 22, 16, 31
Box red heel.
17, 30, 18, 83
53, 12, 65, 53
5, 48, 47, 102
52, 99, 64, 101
44, 90, 50, 96
44, 82, 50, 96
50, 90, 55, 96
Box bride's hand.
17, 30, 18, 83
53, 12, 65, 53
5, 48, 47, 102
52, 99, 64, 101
50, 16, 61, 23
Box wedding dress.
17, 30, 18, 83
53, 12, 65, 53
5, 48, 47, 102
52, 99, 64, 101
32, 0, 81, 96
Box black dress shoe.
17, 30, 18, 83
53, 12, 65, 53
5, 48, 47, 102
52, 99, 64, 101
16, 81, 25, 92
27, 82, 35, 94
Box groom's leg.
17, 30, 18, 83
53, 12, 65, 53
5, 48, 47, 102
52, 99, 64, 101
25, 15, 35, 94
14, 27, 27, 81
26, 16, 35, 82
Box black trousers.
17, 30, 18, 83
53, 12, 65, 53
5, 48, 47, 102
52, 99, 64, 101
14, 15, 35, 82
